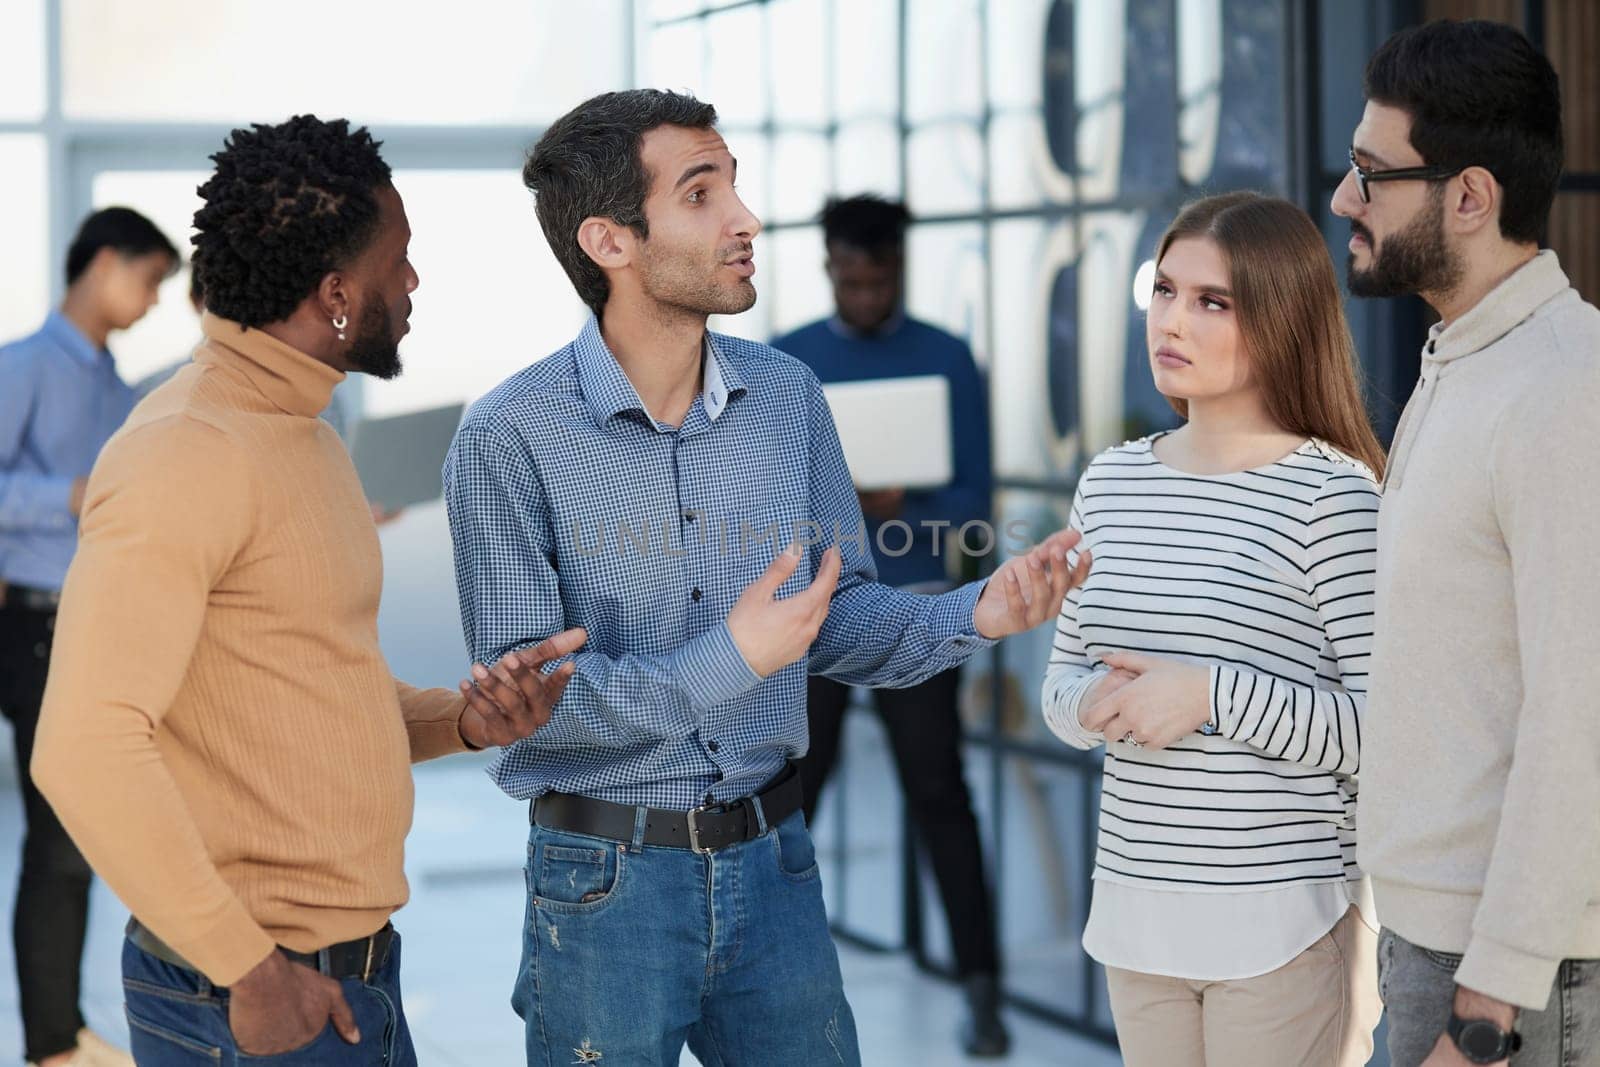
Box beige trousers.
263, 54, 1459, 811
1103, 906, 1381, 1067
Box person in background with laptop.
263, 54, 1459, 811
772, 194, 1007, 1058
0, 205, 179, 1067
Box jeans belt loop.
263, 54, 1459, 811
749, 792, 769, 837
362, 933, 377, 982
629, 805, 649, 853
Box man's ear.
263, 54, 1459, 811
577, 217, 634, 273
1451, 166, 1501, 238
316, 271, 350, 324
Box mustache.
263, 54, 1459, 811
720, 243, 754, 261
1350, 221, 1374, 244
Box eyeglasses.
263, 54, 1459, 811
1348, 148, 1464, 203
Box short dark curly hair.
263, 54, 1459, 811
192, 114, 393, 328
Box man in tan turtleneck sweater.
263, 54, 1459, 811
31, 115, 582, 1067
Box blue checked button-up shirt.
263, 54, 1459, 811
444, 316, 995, 809
0, 312, 136, 591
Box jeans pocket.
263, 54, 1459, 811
1419, 945, 1465, 972
771, 812, 820, 883
530, 833, 625, 913
125, 1005, 224, 1063
123, 940, 226, 1063
233, 1020, 341, 1062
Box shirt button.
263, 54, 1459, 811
708, 740, 721, 753
682, 511, 696, 522
691, 588, 703, 602
713, 770, 725, 781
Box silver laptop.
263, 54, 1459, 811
347, 402, 466, 511
821, 375, 953, 491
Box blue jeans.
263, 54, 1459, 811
513, 808, 861, 1066
121, 931, 416, 1065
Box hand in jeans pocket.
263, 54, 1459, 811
228, 951, 360, 1056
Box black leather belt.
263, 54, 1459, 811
532, 763, 804, 854
1, 584, 61, 612
127, 918, 395, 983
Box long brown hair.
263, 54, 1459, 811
1155, 192, 1386, 478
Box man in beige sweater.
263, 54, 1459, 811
1334, 20, 1600, 1067
32, 115, 582, 1065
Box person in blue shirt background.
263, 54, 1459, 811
0, 206, 177, 1067
772, 195, 1008, 1058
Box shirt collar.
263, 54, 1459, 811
1425, 250, 1571, 363
574, 315, 746, 429
827, 309, 907, 341
195, 312, 345, 417
41, 310, 111, 368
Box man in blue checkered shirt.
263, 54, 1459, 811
444, 89, 1088, 1067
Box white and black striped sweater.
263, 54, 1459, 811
1043, 435, 1380, 891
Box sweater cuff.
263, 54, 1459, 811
1044, 667, 1109, 749
1455, 932, 1560, 1012
673, 622, 762, 714
398, 685, 473, 762
164, 897, 278, 988
409, 709, 472, 761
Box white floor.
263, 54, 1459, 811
0, 734, 1121, 1066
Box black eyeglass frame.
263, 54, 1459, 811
1348, 148, 1465, 203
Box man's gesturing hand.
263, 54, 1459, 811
457, 627, 588, 749
972, 528, 1090, 639
728, 543, 843, 678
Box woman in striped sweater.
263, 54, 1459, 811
1042, 192, 1386, 1067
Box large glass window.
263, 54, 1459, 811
0, 0, 46, 122
0, 136, 50, 342
61, 0, 629, 124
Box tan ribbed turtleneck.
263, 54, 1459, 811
33, 314, 468, 986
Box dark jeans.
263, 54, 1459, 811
1378, 927, 1600, 1066
0, 600, 92, 1062
798, 669, 1001, 978
122, 932, 416, 1065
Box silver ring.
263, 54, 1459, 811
1121, 731, 1143, 747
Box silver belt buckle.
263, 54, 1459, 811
685, 802, 715, 854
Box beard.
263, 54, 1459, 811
1346, 188, 1464, 299
637, 238, 757, 318
345, 295, 403, 380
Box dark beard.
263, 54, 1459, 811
1346, 188, 1464, 299
346, 296, 402, 380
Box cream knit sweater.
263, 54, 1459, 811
1360, 251, 1600, 1009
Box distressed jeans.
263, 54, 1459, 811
513, 807, 861, 1066
1378, 927, 1600, 1066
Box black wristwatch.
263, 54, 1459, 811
1447, 1013, 1522, 1063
